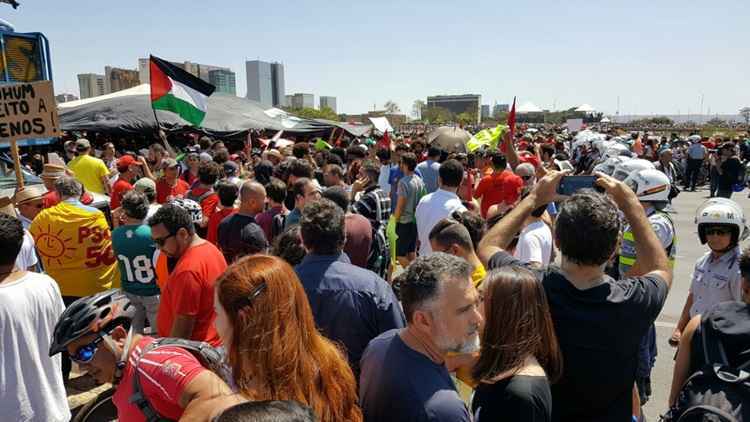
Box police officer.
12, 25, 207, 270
619, 168, 676, 405
672, 198, 748, 346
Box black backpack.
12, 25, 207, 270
271, 212, 287, 240
662, 322, 750, 421
363, 191, 389, 279
129, 338, 230, 422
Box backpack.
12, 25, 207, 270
661, 322, 750, 422
129, 338, 230, 422
186, 189, 214, 205
363, 190, 389, 279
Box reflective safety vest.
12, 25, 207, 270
619, 210, 676, 275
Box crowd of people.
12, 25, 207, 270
1, 124, 749, 422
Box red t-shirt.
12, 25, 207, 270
474, 170, 524, 218
112, 336, 206, 422
458, 170, 475, 202
207, 207, 236, 245
42, 190, 94, 209
156, 178, 190, 204
110, 178, 133, 210
157, 241, 227, 346
187, 187, 219, 222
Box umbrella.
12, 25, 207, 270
427, 126, 471, 153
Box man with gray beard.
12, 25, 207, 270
359, 253, 481, 422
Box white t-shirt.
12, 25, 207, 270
514, 220, 553, 266
15, 230, 38, 271
415, 189, 466, 256
0, 272, 70, 422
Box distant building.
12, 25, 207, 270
290, 93, 314, 109
320, 96, 337, 113
77, 73, 105, 99
426, 94, 481, 124
493, 103, 509, 116
285, 95, 294, 108
55, 93, 78, 103
208, 69, 236, 95
246, 60, 285, 108
104, 66, 140, 94
481, 104, 490, 120
138, 58, 234, 87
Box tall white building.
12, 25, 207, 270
320, 96, 337, 113
290, 93, 314, 109
77, 73, 105, 99
245, 60, 285, 108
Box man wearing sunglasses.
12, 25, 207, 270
672, 198, 748, 347
49, 289, 232, 421
13, 184, 46, 229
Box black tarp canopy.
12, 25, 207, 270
59, 84, 371, 137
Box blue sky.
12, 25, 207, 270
8, 0, 749, 115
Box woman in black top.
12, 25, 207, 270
471, 265, 563, 422
669, 247, 750, 406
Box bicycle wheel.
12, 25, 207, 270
71, 387, 117, 422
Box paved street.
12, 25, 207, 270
643, 186, 749, 420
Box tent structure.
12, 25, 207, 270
600, 116, 611, 123
575, 104, 596, 113
59, 84, 370, 137
517, 101, 543, 113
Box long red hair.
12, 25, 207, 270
215, 254, 362, 422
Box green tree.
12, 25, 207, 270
421, 107, 453, 124
456, 111, 476, 125
283, 106, 340, 121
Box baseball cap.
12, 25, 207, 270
117, 155, 139, 171
223, 161, 239, 177
75, 138, 91, 151
134, 177, 156, 195
163, 158, 180, 169
240, 222, 269, 253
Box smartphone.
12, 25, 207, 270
557, 175, 598, 196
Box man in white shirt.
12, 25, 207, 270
416, 159, 466, 256
514, 204, 553, 266
0, 213, 69, 422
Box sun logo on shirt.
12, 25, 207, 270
35, 224, 76, 266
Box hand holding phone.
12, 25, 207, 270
556, 175, 598, 196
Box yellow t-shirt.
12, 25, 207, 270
30, 200, 120, 297
68, 154, 110, 194
472, 262, 487, 288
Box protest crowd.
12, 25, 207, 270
3, 120, 750, 422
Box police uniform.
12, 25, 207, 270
689, 245, 743, 318
618, 207, 676, 404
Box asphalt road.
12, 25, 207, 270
642, 186, 749, 420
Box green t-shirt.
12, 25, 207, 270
111, 224, 159, 296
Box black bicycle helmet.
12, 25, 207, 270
49, 289, 135, 357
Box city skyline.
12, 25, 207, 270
12, 0, 749, 116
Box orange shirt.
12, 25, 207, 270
187, 187, 219, 222
474, 170, 524, 218
157, 241, 227, 346
207, 207, 236, 245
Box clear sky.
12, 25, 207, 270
8, 0, 749, 115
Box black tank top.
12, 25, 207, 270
690, 301, 750, 372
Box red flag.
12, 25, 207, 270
378, 130, 391, 150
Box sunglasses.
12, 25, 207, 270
69, 336, 104, 364
153, 233, 175, 247
705, 228, 731, 236
520, 175, 534, 181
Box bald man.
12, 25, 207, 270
217, 181, 267, 262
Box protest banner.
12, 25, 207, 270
0, 80, 59, 188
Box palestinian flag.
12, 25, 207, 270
149, 55, 215, 126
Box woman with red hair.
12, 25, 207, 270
213, 254, 363, 422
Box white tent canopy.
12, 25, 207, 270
600, 117, 611, 123
575, 103, 595, 112
517, 101, 542, 113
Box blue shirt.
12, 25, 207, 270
416, 159, 441, 194
359, 329, 471, 422
294, 253, 405, 376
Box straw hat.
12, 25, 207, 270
0, 196, 17, 217
13, 185, 46, 205
41, 163, 68, 180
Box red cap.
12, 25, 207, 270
518, 151, 541, 168
117, 155, 138, 170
